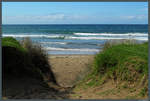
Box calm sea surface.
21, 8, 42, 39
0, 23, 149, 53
2, 24, 148, 54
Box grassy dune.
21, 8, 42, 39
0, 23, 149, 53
93, 41, 148, 80
74, 41, 148, 99
2, 37, 148, 99
2, 37, 56, 85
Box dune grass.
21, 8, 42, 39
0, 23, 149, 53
2, 37, 27, 53
2, 37, 148, 98
21, 38, 57, 83
75, 40, 148, 98
2, 37, 29, 76
2, 37, 56, 84
95, 41, 147, 79
93, 41, 148, 76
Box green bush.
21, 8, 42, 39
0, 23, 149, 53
2, 37, 56, 84
2, 37, 26, 52
2, 37, 27, 75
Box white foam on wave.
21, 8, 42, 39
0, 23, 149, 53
3, 34, 148, 41
66, 36, 148, 41
41, 42, 67, 45
3, 34, 65, 38
74, 33, 148, 37
45, 47, 100, 52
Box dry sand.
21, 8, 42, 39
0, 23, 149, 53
49, 54, 95, 87
3, 54, 95, 99
3, 54, 147, 99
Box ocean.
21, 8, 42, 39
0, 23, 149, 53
2, 24, 148, 55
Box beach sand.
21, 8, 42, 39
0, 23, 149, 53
3, 54, 147, 99
3, 54, 95, 99
49, 54, 95, 87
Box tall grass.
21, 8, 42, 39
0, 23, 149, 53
21, 38, 57, 83
93, 40, 148, 82
77, 40, 148, 97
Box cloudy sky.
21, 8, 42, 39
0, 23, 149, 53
2, 2, 148, 24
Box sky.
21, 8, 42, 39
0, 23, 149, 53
2, 2, 148, 24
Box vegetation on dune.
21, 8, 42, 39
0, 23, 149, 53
2, 37, 28, 76
2, 37, 26, 52
21, 38, 57, 83
2, 37, 148, 99
76, 40, 148, 98
93, 41, 148, 77
2, 37, 56, 84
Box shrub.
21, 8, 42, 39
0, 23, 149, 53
2, 37, 28, 76
2, 37, 56, 84
2, 37, 26, 52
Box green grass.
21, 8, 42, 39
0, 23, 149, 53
92, 41, 148, 82
81, 41, 148, 87
139, 87, 148, 97
2, 37, 27, 52
75, 40, 148, 98
96, 88, 120, 96
125, 95, 138, 99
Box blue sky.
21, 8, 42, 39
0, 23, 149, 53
2, 2, 148, 24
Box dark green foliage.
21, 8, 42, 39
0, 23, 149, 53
139, 87, 148, 97
2, 37, 26, 52
2, 37, 28, 76
21, 38, 57, 83
2, 37, 56, 84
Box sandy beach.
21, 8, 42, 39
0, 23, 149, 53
3, 54, 95, 99
3, 53, 148, 99
49, 54, 95, 87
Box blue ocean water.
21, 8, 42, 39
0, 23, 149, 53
2, 24, 148, 54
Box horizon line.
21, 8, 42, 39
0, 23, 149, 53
2, 24, 148, 25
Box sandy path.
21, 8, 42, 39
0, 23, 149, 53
3, 54, 95, 99
49, 55, 94, 87
3, 54, 148, 99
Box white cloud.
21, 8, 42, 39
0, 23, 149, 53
3, 13, 148, 24
3, 13, 90, 24
35, 14, 66, 21
136, 15, 147, 20
20, 14, 65, 21
124, 16, 135, 19
122, 15, 147, 20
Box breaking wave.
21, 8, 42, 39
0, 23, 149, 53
45, 47, 100, 52
74, 33, 148, 37
3, 33, 148, 41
